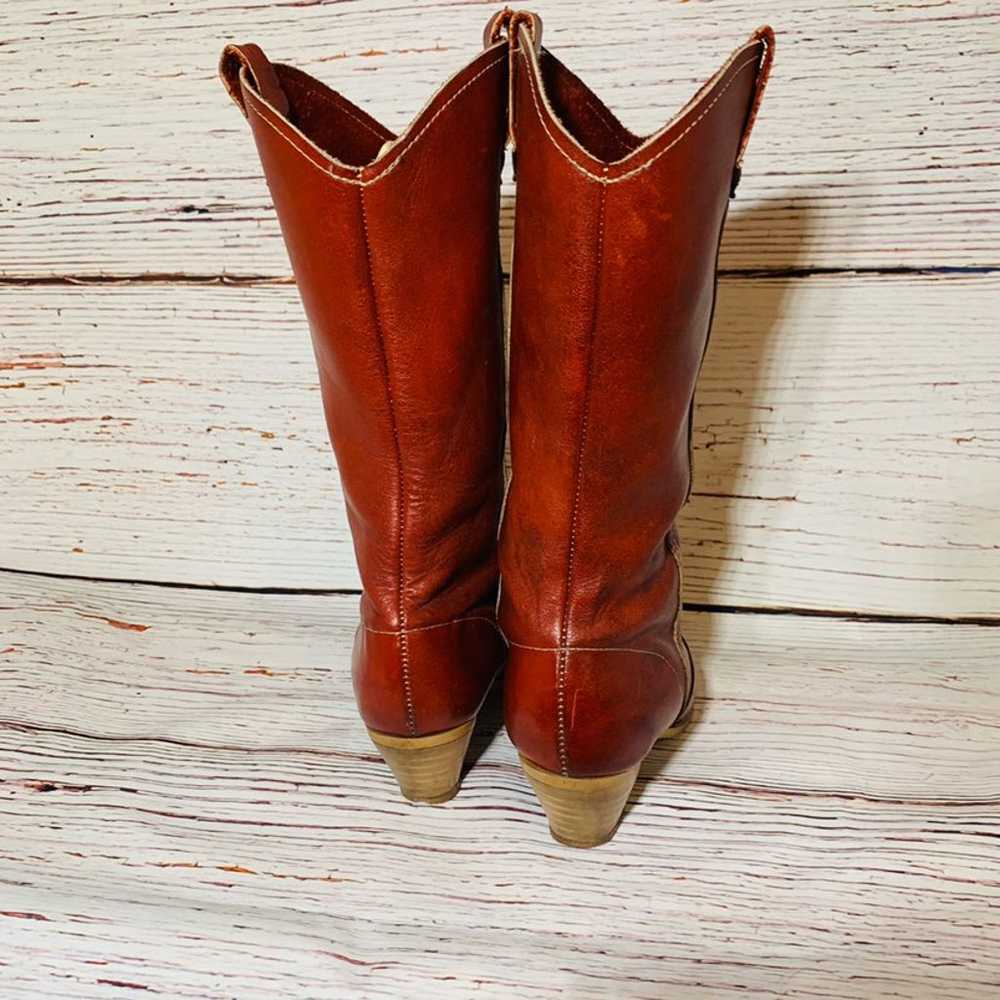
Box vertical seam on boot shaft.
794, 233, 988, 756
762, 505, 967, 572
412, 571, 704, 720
358, 186, 416, 736
556, 177, 608, 776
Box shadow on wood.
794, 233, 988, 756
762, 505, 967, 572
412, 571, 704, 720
630, 193, 815, 815
463, 668, 506, 777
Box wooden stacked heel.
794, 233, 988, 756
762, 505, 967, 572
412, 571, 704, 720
367, 720, 475, 804
521, 701, 694, 848
521, 758, 641, 848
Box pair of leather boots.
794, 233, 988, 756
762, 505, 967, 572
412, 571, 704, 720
220, 9, 773, 847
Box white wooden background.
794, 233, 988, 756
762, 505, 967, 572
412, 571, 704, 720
2, 1, 999, 997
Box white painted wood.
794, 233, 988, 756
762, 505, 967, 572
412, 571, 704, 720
2, 574, 996, 800
2, 0, 998, 277
3, 274, 997, 616
2, 576, 998, 999
3, 2, 997, 993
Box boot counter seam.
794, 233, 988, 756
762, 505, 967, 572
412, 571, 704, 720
509, 639, 687, 693
361, 616, 504, 637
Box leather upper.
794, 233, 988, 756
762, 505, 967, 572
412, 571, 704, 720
500, 19, 774, 776
220, 38, 510, 737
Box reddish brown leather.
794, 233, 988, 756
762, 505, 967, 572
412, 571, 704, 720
505, 647, 684, 777
500, 22, 774, 776
219, 38, 509, 737
353, 616, 503, 735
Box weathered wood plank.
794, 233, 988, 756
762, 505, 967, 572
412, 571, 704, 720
1, 0, 998, 277
3, 574, 997, 800
3, 273, 997, 616
2, 576, 998, 999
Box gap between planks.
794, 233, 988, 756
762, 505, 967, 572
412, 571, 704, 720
3, 716, 997, 811
1, 265, 999, 286
1, 565, 997, 628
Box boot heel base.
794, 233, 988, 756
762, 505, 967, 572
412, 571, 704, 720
521, 699, 692, 845
368, 720, 474, 804
520, 755, 640, 848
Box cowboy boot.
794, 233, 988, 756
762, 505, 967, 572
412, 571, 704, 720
498, 12, 774, 845
219, 26, 509, 803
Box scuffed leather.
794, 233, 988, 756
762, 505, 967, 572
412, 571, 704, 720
500, 21, 774, 776
220, 38, 509, 738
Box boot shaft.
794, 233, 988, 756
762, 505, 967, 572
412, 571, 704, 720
501, 23, 773, 652
499, 17, 773, 782
220, 34, 509, 740
221, 40, 509, 633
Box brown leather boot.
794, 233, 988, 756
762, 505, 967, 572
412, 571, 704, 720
498, 13, 774, 845
219, 28, 509, 803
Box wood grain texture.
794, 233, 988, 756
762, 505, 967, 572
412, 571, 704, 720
2, 576, 998, 1000
3, 2, 999, 993
2, 0, 998, 277
4, 273, 997, 616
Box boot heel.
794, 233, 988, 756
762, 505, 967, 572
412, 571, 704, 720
520, 755, 641, 848
368, 720, 474, 804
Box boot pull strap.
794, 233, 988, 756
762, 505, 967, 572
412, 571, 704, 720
731, 25, 775, 196
483, 7, 542, 52
484, 8, 543, 149
219, 42, 290, 119
483, 8, 509, 49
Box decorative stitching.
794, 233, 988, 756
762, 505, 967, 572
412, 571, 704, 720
579, 92, 635, 155
735, 30, 774, 171
555, 176, 608, 776
520, 45, 761, 186
362, 615, 502, 637
283, 74, 390, 141
509, 640, 687, 693
526, 45, 632, 152
244, 53, 505, 189
358, 186, 415, 736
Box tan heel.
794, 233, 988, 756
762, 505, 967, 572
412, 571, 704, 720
520, 755, 640, 848
367, 720, 474, 804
